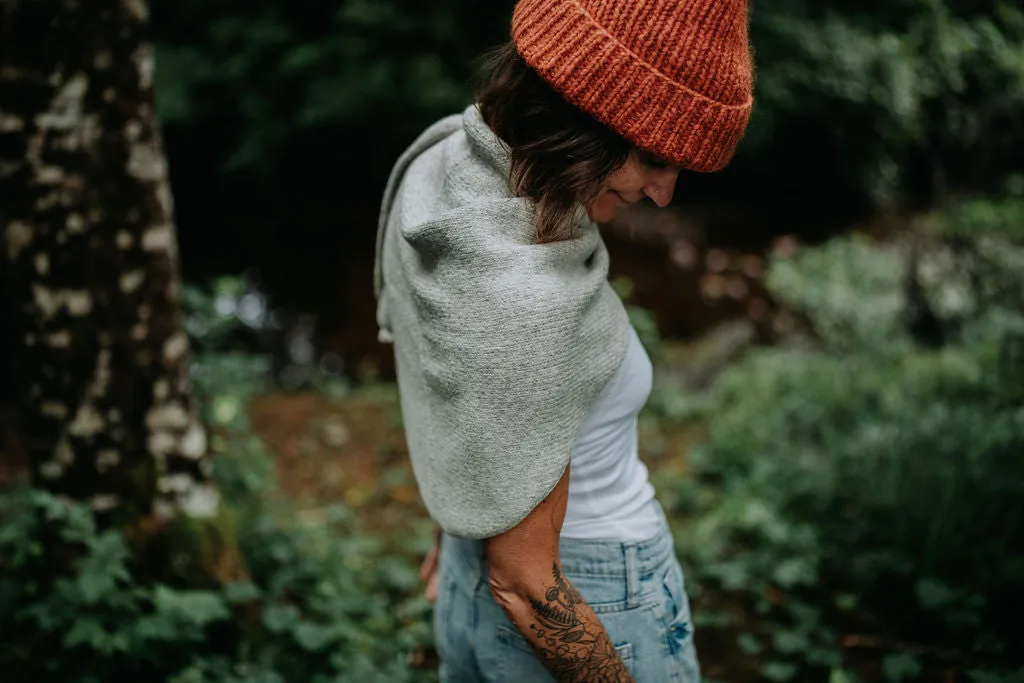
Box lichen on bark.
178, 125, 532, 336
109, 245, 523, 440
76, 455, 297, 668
1, 0, 216, 523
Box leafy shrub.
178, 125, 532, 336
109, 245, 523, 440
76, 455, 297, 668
0, 283, 436, 683
746, 0, 1024, 207
666, 200, 1024, 680
0, 477, 434, 683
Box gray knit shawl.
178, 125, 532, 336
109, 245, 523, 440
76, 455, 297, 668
374, 105, 629, 539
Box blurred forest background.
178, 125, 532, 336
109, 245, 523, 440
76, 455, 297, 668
1, 1, 1023, 682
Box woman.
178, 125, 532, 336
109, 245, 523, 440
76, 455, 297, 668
374, 0, 753, 680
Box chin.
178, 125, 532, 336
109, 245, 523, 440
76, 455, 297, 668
587, 201, 619, 223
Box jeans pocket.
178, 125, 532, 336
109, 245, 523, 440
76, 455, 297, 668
495, 623, 634, 680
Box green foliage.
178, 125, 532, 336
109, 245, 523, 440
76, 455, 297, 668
182, 277, 257, 351
666, 198, 1024, 679
0, 283, 435, 683
937, 176, 1024, 244
0, 488, 231, 678
969, 668, 1024, 683
0, 446, 434, 682
748, 0, 1024, 205
766, 235, 907, 351
150, 0, 1024, 209
882, 654, 923, 682
151, 0, 509, 178
0, 480, 434, 682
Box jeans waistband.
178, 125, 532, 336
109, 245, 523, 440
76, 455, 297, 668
443, 499, 674, 585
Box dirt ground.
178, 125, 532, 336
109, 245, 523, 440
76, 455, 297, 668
247, 385, 429, 534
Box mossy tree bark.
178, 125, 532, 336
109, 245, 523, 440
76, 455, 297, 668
0, 0, 216, 522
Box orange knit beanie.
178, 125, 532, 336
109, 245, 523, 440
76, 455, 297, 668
511, 0, 754, 172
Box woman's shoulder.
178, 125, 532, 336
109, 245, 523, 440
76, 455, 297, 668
393, 122, 536, 247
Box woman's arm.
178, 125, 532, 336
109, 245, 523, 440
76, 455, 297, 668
484, 464, 633, 682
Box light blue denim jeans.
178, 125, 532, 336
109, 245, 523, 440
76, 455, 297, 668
434, 501, 700, 682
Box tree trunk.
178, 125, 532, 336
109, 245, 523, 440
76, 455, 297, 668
0, 0, 215, 522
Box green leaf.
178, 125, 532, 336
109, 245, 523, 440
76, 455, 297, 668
829, 670, 853, 683
808, 646, 843, 668
773, 630, 811, 654
915, 577, 955, 609
834, 593, 858, 611
763, 661, 800, 682
882, 653, 923, 682
710, 560, 749, 590
153, 586, 230, 627
263, 603, 300, 633
293, 621, 337, 652
133, 612, 180, 642
772, 557, 816, 589
968, 668, 1024, 683
75, 532, 133, 604
223, 581, 262, 604
737, 633, 763, 655
76, 571, 113, 605
63, 617, 107, 649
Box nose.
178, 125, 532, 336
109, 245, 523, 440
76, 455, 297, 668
643, 168, 679, 208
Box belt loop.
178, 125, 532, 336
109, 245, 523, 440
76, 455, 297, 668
624, 542, 639, 609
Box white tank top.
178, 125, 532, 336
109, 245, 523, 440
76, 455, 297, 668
561, 325, 662, 541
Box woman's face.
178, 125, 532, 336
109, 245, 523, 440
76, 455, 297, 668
587, 150, 682, 223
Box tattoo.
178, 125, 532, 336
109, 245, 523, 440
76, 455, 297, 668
526, 564, 631, 682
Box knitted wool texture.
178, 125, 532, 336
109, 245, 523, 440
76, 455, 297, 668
512, 0, 754, 171
375, 106, 630, 538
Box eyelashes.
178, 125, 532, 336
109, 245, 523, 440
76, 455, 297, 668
636, 149, 671, 169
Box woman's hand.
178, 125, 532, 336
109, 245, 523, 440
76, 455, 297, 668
419, 526, 443, 603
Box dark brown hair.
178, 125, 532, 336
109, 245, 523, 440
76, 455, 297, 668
476, 42, 632, 243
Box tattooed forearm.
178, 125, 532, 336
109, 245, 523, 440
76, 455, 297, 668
524, 563, 632, 683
